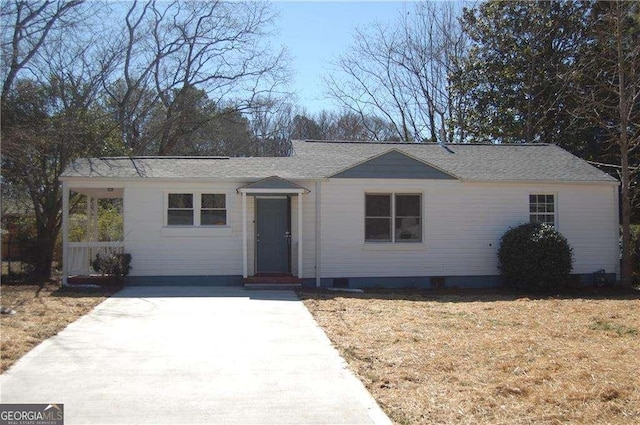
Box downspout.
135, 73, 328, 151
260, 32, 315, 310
298, 193, 303, 279
242, 192, 248, 279
315, 181, 321, 287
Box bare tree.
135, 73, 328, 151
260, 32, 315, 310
102, 0, 290, 155
286, 108, 397, 142
247, 97, 296, 156
1, 1, 120, 278
574, 1, 639, 286
325, 2, 468, 143
0, 0, 85, 104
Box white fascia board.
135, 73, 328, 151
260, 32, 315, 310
461, 179, 619, 186
237, 188, 306, 194
60, 176, 324, 183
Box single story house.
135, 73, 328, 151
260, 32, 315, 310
59, 140, 620, 288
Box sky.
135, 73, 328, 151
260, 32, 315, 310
272, 1, 409, 114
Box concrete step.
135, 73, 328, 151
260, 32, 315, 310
243, 283, 302, 290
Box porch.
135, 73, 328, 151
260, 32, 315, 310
61, 182, 124, 284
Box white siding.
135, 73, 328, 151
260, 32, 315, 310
122, 180, 318, 278
106, 177, 618, 281
319, 179, 619, 278
124, 181, 242, 276
290, 181, 317, 277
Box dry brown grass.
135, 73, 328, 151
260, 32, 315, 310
301, 290, 640, 424
0, 281, 111, 373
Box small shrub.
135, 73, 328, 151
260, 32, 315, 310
498, 223, 573, 291
91, 252, 132, 285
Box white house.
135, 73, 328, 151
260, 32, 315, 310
59, 140, 620, 288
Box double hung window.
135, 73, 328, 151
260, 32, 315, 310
167, 193, 227, 226
365, 193, 422, 242
167, 194, 194, 226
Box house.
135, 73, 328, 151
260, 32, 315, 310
59, 140, 620, 288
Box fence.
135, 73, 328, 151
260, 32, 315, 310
67, 242, 124, 275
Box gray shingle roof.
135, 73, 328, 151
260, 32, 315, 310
60, 140, 617, 183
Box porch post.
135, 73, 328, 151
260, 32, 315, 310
315, 182, 321, 287
62, 182, 69, 285
91, 196, 98, 241
298, 193, 303, 278
242, 191, 247, 278
86, 195, 92, 241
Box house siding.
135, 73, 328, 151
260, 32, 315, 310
123, 180, 319, 279
290, 183, 317, 277
332, 150, 456, 179
85, 177, 617, 286
124, 181, 244, 277
319, 179, 619, 280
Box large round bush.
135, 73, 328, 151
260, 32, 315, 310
498, 223, 574, 291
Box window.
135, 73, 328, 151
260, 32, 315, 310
365, 193, 422, 242
168, 194, 194, 225
201, 194, 226, 225
529, 194, 555, 226
365, 195, 392, 241
167, 193, 227, 226
395, 194, 421, 241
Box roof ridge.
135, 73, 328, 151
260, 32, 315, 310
301, 140, 550, 147
93, 156, 231, 160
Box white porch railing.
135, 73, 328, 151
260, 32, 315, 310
68, 241, 124, 275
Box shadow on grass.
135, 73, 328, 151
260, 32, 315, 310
51, 285, 121, 298
0, 279, 118, 299
1, 278, 58, 297
297, 286, 640, 303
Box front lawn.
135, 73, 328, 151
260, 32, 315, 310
0, 281, 112, 373
301, 289, 640, 424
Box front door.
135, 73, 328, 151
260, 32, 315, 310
256, 198, 290, 274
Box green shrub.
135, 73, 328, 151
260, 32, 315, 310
91, 252, 132, 285
498, 223, 574, 291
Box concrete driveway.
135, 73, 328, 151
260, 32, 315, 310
0, 286, 390, 424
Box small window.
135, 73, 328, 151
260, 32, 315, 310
529, 194, 555, 226
201, 194, 226, 225
168, 194, 194, 225
365, 193, 422, 242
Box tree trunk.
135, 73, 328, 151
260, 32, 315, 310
617, 3, 632, 287
33, 228, 58, 278
620, 142, 632, 286
617, 68, 631, 286
32, 189, 62, 279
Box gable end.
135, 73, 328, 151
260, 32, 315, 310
330, 150, 457, 180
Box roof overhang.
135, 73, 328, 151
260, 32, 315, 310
236, 176, 310, 195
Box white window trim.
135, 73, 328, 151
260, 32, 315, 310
163, 190, 231, 233
364, 192, 424, 244
529, 192, 559, 229
200, 193, 227, 227
364, 193, 392, 243
167, 193, 196, 226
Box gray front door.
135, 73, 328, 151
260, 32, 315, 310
256, 198, 289, 273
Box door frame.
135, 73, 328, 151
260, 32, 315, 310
254, 196, 291, 274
